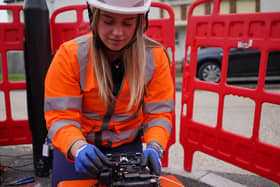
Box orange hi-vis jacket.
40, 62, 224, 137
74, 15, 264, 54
44, 33, 174, 158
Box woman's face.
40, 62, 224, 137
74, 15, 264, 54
97, 10, 138, 51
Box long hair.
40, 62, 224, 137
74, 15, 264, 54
90, 8, 146, 110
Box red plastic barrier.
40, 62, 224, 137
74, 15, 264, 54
0, 5, 32, 145
50, 2, 176, 167
50, 5, 89, 54
180, 0, 280, 185
147, 2, 176, 168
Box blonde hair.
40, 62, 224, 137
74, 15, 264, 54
90, 8, 146, 110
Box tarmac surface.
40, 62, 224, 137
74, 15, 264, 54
0, 144, 209, 187
0, 78, 280, 187
0, 144, 279, 187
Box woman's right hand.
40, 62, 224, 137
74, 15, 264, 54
74, 143, 113, 178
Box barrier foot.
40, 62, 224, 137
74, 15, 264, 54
33, 155, 52, 177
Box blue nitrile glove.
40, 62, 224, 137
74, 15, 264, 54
142, 146, 162, 176
74, 144, 113, 178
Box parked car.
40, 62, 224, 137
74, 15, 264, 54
194, 47, 280, 83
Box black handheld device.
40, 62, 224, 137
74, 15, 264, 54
99, 152, 160, 187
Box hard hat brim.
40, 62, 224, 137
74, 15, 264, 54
87, 0, 152, 14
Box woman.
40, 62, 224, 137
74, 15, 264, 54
44, 0, 174, 186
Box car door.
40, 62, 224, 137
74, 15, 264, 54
227, 48, 261, 77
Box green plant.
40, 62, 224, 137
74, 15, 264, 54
9, 73, 25, 81
0, 73, 26, 82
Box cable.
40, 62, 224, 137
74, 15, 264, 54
3, 162, 33, 168
157, 175, 185, 187
0, 153, 34, 172
0, 153, 32, 159
0, 153, 31, 156
1, 165, 34, 172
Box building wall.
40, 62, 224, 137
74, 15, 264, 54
175, 27, 186, 64
47, 0, 85, 14
236, 0, 256, 13
220, 0, 230, 14
172, 5, 181, 20
261, 0, 280, 12
192, 2, 205, 15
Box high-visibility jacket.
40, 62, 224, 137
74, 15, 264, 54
44, 33, 174, 158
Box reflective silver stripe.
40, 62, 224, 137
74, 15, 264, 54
143, 119, 172, 134
86, 128, 139, 143
75, 35, 90, 92
143, 99, 174, 114
48, 120, 81, 140
44, 96, 82, 112
82, 110, 139, 122
145, 47, 155, 85
82, 109, 104, 120
111, 112, 139, 122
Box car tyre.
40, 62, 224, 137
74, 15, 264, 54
198, 61, 221, 83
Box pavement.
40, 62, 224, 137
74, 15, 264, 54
1, 143, 279, 187
0, 77, 280, 187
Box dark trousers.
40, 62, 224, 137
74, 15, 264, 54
52, 136, 143, 187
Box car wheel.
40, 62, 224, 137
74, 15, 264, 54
198, 61, 221, 83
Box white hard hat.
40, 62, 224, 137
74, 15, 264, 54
87, 0, 152, 14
